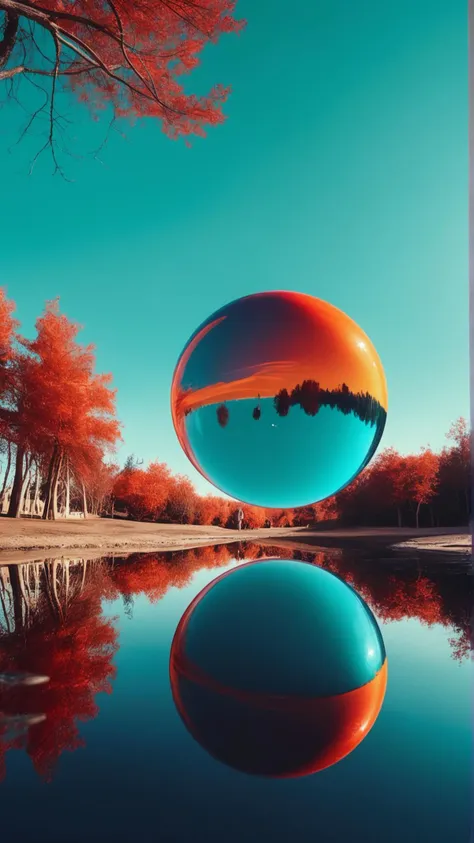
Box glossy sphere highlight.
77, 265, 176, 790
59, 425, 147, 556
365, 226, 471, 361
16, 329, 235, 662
170, 559, 388, 778
171, 291, 387, 508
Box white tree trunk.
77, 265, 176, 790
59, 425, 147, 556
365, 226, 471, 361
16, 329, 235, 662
80, 559, 88, 593
51, 559, 63, 621
33, 467, 41, 516
82, 481, 88, 519
65, 459, 70, 519
0, 441, 12, 506
19, 457, 32, 515
52, 453, 64, 521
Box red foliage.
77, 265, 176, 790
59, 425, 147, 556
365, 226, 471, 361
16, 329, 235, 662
268, 509, 294, 527
239, 504, 267, 529
291, 505, 317, 527
0, 288, 17, 369
107, 544, 235, 602
328, 436, 457, 528
20, 299, 121, 458
115, 461, 173, 520
203, 495, 232, 526
0, 288, 469, 531
400, 449, 439, 526
0, 542, 470, 783
193, 495, 223, 525
2, 1, 245, 140
166, 475, 197, 523
0, 565, 118, 782
2, 299, 121, 518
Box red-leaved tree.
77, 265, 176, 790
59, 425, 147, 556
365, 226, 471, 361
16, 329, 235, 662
0, 0, 245, 173
401, 449, 439, 529
4, 298, 121, 519
0, 288, 17, 397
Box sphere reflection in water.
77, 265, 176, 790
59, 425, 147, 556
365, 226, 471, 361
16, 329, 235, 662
169, 560, 388, 778
171, 291, 387, 508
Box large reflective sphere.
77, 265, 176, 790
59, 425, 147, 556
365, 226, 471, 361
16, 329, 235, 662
171, 291, 387, 508
170, 560, 388, 778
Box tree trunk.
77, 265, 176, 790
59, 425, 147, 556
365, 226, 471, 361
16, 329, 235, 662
415, 500, 422, 529
80, 559, 88, 594
51, 452, 64, 521
64, 559, 70, 610
23, 476, 32, 514
33, 466, 41, 515
7, 443, 25, 518
64, 458, 70, 519
0, 582, 11, 633
42, 445, 58, 520
8, 565, 24, 631
0, 440, 12, 509
19, 455, 32, 514
429, 505, 434, 527
397, 506, 402, 528
82, 481, 88, 519
51, 559, 63, 621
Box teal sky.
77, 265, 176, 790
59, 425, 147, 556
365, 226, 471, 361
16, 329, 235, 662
0, 0, 467, 496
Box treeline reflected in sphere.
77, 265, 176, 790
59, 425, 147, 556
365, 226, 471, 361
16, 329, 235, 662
170, 291, 387, 508
169, 560, 388, 778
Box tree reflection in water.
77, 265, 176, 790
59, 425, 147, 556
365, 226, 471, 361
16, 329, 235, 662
0, 558, 117, 782
0, 543, 471, 781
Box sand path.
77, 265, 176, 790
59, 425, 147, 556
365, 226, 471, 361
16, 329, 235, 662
0, 517, 469, 563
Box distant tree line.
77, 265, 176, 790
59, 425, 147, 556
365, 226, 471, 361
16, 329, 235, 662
214, 380, 386, 428
275, 380, 385, 427
110, 417, 470, 530
0, 288, 468, 530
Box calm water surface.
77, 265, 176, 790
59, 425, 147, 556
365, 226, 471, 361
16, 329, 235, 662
0, 543, 471, 842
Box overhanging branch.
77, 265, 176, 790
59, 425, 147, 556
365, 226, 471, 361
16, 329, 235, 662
0, 10, 19, 69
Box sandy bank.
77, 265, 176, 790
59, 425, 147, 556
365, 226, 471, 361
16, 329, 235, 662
391, 533, 471, 559
0, 517, 469, 564
0, 516, 297, 562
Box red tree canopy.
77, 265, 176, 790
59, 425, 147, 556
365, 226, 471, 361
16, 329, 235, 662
0, 288, 17, 364
0, 0, 245, 169
402, 449, 439, 507
18, 298, 121, 465
113, 460, 173, 520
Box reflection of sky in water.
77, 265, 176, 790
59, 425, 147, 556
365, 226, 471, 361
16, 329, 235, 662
1, 555, 470, 843
185, 400, 383, 506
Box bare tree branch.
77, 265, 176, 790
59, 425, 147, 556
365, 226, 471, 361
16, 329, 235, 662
0, 4, 187, 117
105, 0, 160, 101
0, 0, 239, 175
0, 63, 23, 80
1, 0, 135, 49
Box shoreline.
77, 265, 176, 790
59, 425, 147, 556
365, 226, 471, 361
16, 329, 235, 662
0, 517, 469, 565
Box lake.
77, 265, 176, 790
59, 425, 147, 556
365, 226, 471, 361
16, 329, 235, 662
0, 542, 471, 842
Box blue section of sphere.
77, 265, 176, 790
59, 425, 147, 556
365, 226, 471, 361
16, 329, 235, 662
183, 560, 386, 698
185, 398, 382, 508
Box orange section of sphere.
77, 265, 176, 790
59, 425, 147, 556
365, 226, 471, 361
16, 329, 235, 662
171, 292, 388, 425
